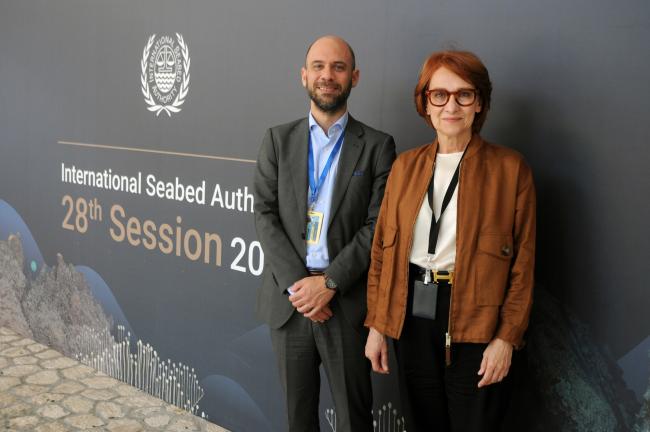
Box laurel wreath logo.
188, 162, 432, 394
141, 33, 190, 117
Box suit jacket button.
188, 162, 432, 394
301, 232, 305, 239
501, 245, 511, 256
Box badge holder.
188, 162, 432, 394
306, 209, 324, 245
412, 269, 438, 320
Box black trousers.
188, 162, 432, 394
394, 265, 513, 432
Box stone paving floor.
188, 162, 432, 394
0, 327, 229, 432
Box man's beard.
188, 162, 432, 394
308, 80, 352, 113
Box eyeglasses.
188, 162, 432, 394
425, 88, 478, 107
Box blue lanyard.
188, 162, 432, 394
308, 131, 345, 208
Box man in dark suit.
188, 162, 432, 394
254, 35, 396, 431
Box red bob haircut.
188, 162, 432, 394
414, 50, 492, 133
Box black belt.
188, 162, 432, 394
409, 264, 454, 285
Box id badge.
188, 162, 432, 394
412, 280, 438, 320
306, 210, 324, 245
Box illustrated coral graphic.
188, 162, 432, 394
74, 325, 205, 415
0, 233, 206, 416
326, 402, 406, 432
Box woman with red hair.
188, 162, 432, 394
364, 51, 536, 431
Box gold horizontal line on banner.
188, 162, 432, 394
57, 140, 257, 164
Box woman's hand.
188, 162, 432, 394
477, 338, 513, 388
365, 327, 389, 374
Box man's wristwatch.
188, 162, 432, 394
324, 274, 338, 291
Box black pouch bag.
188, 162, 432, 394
412, 280, 438, 319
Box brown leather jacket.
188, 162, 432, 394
364, 134, 536, 348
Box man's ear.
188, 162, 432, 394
301, 67, 308, 88
351, 69, 360, 88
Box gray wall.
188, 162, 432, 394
1, 0, 648, 430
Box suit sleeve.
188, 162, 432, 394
495, 159, 536, 348
325, 135, 396, 295
254, 128, 309, 292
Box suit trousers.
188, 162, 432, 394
394, 266, 514, 432
270, 298, 373, 432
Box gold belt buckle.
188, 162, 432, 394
433, 271, 454, 285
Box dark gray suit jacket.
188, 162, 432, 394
254, 115, 396, 330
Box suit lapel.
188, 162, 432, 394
289, 118, 309, 221
329, 116, 365, 224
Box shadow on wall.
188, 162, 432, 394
490, 95, 600, 311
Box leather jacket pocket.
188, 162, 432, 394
474, 233, 513, 305
382, 225, 398, 248
379, 225, 398, 292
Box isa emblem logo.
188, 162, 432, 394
141, 34, 190, 117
